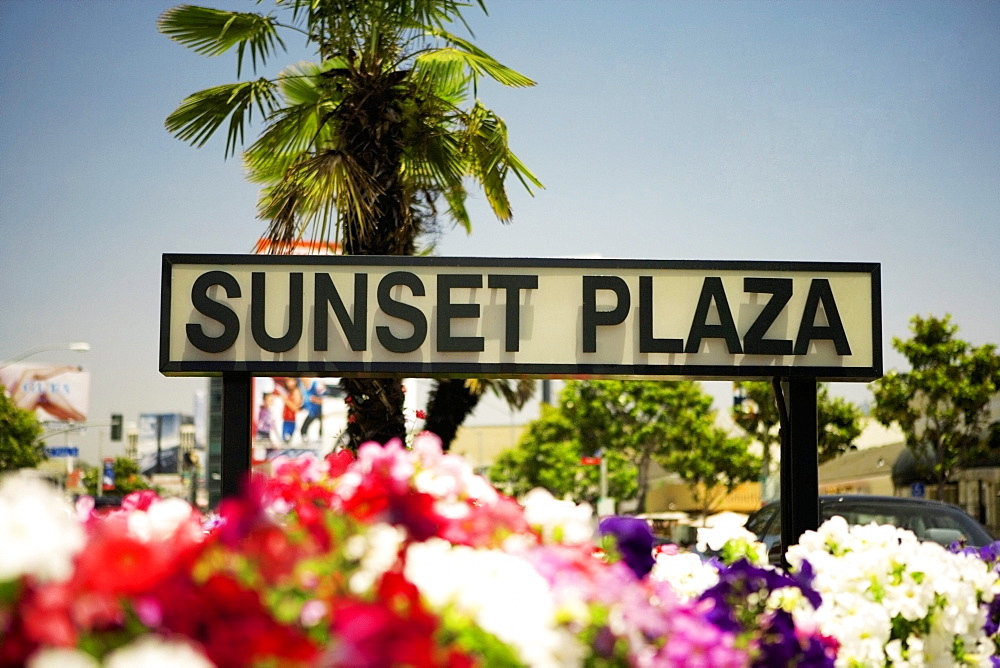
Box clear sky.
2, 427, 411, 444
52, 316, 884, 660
2, 1, 998, 463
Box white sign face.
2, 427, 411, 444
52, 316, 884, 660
160, 255, 881, 381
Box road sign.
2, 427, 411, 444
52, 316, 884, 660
45, 447, 78, 457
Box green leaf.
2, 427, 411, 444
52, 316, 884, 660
158, 5, 285, 77
420, 26, 536, 89
165, 79, 279, 157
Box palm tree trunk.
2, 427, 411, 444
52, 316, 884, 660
336, 71, 415, 450
423, 379, 481, 450
341, 378, 406, 449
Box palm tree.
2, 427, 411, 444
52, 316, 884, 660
160, 0, 540, 449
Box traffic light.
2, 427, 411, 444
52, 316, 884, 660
110, 414, 123, 441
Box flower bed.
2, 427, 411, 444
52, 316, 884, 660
1, 435, 998, 667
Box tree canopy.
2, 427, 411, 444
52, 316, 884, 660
490, 380, 756, 514
659, 425, 759, 523
872, 314, 1000, 497
732, 380, 863, 498
0, 388, 46, 472
489, 402, 637, 507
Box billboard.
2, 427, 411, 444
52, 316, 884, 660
252, 376, 345, 454
0, 363, 90, 422
137, 413, 192, 476
161, 255, 881, 382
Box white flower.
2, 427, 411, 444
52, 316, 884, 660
127, 497, 200, 543
405, 538, 584, 667
0, 473, 85, 583
696, 525, 763, 555
649, 551, 719, 601
344, 522, 406, 594
27, 648, 99, 668
520, 488, 594, 545
103, 635, 213, 668
786, 517, 1000, 667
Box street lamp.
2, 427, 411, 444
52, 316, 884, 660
0, 342, 91, 369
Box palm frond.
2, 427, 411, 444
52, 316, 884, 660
420, 29, 535, 88
257, 149, 381, 250
165, 79, 279, 157
244, 62, 343, 183
158, 5, 286, 77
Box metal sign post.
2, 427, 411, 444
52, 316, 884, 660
221, 372, 252, 499
779, 378, 819, 565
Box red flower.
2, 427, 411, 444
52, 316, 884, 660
75, 531, 168, 595
17, 582, 77, 649
325, 572, 472, 667
341, 473, 391, 522
154, 572, 319, 668
325, 449, 355, 477
121, 490, 160, 511
440, 495, 530, 548
415, 409, 427, 420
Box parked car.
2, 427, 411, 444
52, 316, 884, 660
745, 495, 995, 563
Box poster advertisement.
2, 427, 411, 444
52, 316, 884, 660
0, 363, 90, 422
252, 377, 346, 460
136, 413, 192, 476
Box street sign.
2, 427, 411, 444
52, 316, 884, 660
45, 447, 78, 457
102, 458, 115, 491
161, 255, 882, 381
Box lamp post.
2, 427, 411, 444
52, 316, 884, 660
0, 342, 91, 369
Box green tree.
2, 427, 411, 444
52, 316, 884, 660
160, 0, 540, 449
489, 403, 636, 506
817, 385, 864, 463
733, 381, 863, 496
491, 380, 742, 513
732, 382, 782, 490
0, 389, 46, 472
565, 380, 719, 514
81, 457, 152, 497
872, 315, 1000, 498
659, 427, 759, 525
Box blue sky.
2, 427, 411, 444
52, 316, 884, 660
1, 1, 998, 462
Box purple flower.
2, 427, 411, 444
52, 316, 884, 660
598, 516, 656, 579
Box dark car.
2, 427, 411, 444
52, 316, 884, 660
745, 495, 995, 563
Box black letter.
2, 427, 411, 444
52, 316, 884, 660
582, 276, 630, 353
743, 277, 793, 355
251, 272, 303, 353
314, 273, 368, 351
488, 274, 538, 352
187, 271, 241, 353
794, 278, 851, 355
639, 276, 683, 353
376, 272, 427, 353
685, 277, 742, 354
437, 274, 484, 352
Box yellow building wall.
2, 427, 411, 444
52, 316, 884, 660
645, 479, 762, 514
448, 424, 527, 473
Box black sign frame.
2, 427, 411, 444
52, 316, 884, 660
161, 254, 882, 381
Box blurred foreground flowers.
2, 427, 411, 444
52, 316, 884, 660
0, 434, 998, 667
